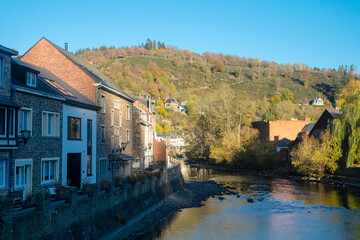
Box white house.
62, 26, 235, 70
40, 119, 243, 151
310, 97, 324, 106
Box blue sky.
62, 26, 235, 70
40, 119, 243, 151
1, 0, 359, 70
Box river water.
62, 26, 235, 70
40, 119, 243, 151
140, 162, 360, 240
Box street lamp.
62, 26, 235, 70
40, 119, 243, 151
17, 130, 31, 145
120, 142, 128, 154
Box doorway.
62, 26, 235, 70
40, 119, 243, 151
67, 153, 81, 189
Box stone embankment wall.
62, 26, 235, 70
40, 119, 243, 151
0, 166, 184, 240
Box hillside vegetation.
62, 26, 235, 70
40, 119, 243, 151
76, 39, 357, 136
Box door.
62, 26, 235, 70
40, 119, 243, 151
67, 153, 81, 189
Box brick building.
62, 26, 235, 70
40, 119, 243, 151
21, 38, 136, 181
252, 119, 311, 143
132, 98, 155, 173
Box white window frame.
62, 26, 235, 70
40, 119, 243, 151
101, 94, 106, 113
42, 111, 60, 137
111, 109, 114, 126
0, 57, 3, 88
0, 107, 7, 137
18, 108, 32, 136
100, 124, 106, 144
14, 159, 33, 190
114, 99, 120, 110
41, 157, 59, 185
126, 104, 130, 120
119, 112, 122, 127
8, 108, 15, 138
26, 72, 37, 87
0, 157, 7, 189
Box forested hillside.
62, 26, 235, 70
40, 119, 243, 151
76, 39, 357, 135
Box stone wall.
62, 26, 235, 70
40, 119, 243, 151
12, 91, 63, 196
0, 166, 184, 240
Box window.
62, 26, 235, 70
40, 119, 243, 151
68, 117, 81, 140
126, 129, 130, 142
42, 111, 60, 137
0, 107, 6, 137
111, 135, 115, 150
0, 151, 9, 189
19, 108, 32, 135
26, 72, 37, 87
119, 112, 122, 127
126, 105, 130, 120
41, 158, 58, 184
111, 109, 114, 126
0, 58, 3, 87
14, 159, 32, 190
100, 125, 106, 143
8, 109, 15, 137
100, 158, 107, 181
87, 120, 92, 176
101, 94, 106, 113
114, 99, 120, 110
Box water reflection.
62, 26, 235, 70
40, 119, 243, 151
139, 161, 360, 240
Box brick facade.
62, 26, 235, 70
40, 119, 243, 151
252, 120, 311, 142
21, 38, 97, 102
12, 91, 63, 197
21, 38, 135, 182
96, 89, 133, 179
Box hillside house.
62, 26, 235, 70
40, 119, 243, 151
310, 97, 324, 106
21, 38, 135, 182
164, 98, 179, 111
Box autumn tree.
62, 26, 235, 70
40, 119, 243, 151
332, 79, 360, 168
291, 132, 341, 178
281, 88, 294, 101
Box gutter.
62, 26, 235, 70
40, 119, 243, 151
12, 85, 66, 101
93, 83, 135, 102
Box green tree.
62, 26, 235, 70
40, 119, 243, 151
158, 106, 168, 118
333, 79, 360, 167
156, 123, 163, 134
291, 132, 341, 178
281, 88, 294, 101
155, 100, 164, 107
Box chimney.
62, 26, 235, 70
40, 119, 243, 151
65, 43, 68, 51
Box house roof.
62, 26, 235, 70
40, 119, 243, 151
0, 45, 18, 56
327, 108, 342, 119
31, 37, 134, 102
165, 98, 179, 104
12, 58, 99, 110
277, 138, 292, 148
299, 123, 315, 135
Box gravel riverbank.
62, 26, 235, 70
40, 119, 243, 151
102, 181, 231, 240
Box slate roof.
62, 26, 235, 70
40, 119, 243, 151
12, 58, 99, 110
327, 108, 342, 119
277, 138, 292, 148
39, 38, 134, 102
0, 45, 18, 55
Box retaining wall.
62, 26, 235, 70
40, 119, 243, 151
0, 166, 184, 240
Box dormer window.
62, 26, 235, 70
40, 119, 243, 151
26, 72, 37, 87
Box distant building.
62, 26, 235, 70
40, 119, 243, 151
164, 98, 179, 111
309, 108, 341, 138
252, 119, 311, 143
132, 98, 155, 172
310, 97, 324, 106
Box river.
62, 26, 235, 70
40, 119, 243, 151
139, 161, 360, 240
